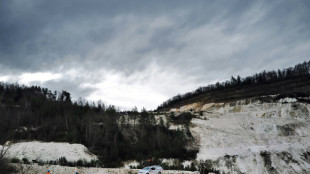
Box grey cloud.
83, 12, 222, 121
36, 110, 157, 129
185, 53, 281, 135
0, 0, 310, 108
43, 79, 96, 100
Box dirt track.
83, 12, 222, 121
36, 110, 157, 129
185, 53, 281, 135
12, 164, 199, 174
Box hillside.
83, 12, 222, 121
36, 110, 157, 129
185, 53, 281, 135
158, 61, 310, 111
152, 61, 310, 173
0, 83, 197, 170
162, 77, 310, 110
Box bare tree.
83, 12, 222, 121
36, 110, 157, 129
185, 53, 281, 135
0, 144, 16, 174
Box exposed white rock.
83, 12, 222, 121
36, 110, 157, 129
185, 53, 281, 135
122, 160, 139, 169
169, 124, 185, 130
169, 108, 179, 112
189, 98, 310, 173
161, 158, 176, 166
201, 103, 215, 111
1, 141, 97, 162
279, 97, 298, 103
154, 114, 168, 124
182, 160, 192, 167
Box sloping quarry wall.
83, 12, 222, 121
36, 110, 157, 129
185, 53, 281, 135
185, 97, 310, 173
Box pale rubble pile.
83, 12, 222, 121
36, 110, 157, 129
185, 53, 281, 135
1, 141, 98, 162
170, 96, 310, 173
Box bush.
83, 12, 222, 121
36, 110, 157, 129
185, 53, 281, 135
86, 159, 98, 167
76, 159, 83, 166
10, 158, 20, 163
67, 161, 75, 167
0, 157, 16, 174
22, 158, 30, 164
38, 160, 45, 166
170, 112, 195, 125
59, 157, 68, 166
197, 160, 220, 174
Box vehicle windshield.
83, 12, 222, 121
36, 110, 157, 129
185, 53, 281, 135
143, 167, 151, 170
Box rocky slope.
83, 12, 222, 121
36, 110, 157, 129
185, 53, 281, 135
170, 96, 310, 174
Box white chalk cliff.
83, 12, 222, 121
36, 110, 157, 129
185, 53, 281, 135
172, 96, 310, 174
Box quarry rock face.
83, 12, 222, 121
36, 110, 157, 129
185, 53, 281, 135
179, 102, 203, 112
172, 97, 310, 173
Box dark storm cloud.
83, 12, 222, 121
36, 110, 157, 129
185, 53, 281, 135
1, 0, 308, 70
0, 1, 243, 70
0, 0, 310, 109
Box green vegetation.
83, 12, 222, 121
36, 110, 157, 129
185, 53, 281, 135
22, 158, 30, 164
10, 158, 19, 163
197, 160, 220, 174
0, 83, 196, 167
260, 151, 278, 173
169, 112, 195, 126
58, 157, 68, 166
33, 157, 99, 167
0, 158, 16, 174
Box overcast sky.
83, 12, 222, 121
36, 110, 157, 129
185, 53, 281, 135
0, 0, 309, 110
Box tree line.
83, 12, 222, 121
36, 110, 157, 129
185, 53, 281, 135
158, 60, 310, 110
0, 83, 196, 167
